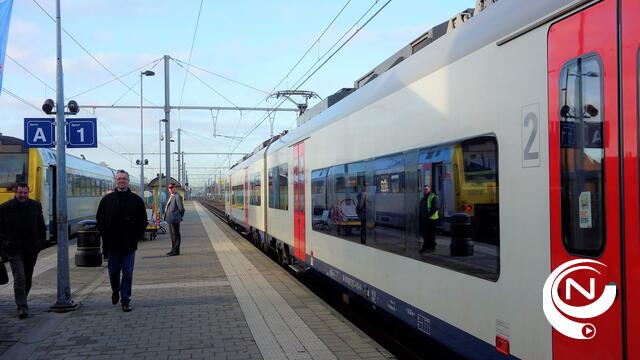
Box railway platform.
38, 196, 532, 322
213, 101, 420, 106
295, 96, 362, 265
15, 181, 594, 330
0, 201, 393, 360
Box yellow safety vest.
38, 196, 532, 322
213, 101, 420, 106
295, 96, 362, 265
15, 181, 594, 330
428, 193, 439, 220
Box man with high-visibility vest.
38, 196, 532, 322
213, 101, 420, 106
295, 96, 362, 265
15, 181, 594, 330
419, 185, 439, 253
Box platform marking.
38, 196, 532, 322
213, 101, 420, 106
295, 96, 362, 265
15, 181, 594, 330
0, 245, 77, 295
20, 280, 231, 296
196, 203, 337, 360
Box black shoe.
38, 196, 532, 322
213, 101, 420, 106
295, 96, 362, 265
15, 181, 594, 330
122, 303, 132, 312
18, 307, 28, 319
169, 252, 179, 256
112, 292, 119, 305
419, 247, 435, 254
166, 251, 174, 256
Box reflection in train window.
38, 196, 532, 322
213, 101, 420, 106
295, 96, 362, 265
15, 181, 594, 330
559, 54, 604, 256
232, 184, 244, 209
268, 164, 288, 210
250, 173, 261, 206
310, 136, 500, 281
374, 154, 406, 252
311, 168, 329, 232
0, 153, 27, 188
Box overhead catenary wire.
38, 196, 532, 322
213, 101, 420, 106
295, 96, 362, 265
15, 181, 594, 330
2, 87, 134, 163
173, 59, 270, 95
229, 0, 393, 157
224, 0, 355, 144
4, 53, 136, 155
6, 55, 56, 93
177, 0, 206, 129
173, 60, 241, 111
31, 0, 157, 106
69, 57, 163, 99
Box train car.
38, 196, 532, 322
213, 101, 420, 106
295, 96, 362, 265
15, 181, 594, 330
225, 0, 640, 358
0, 135, 140, 242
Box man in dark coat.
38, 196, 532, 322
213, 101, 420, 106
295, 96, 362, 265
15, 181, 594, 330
164, 183, 185, 256
418, 185, 439, 253
96, 170, 147, 312
0, 182, 46, 319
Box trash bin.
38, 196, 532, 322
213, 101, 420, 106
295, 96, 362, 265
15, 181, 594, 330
449, 213, 474, 256
75, 220, 103, 267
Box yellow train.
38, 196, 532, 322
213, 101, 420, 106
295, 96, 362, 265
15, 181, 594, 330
0, 135, 139, 242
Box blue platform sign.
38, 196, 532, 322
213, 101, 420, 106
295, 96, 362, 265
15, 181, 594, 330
24, 118, 55, 148
66, 118, 97, 148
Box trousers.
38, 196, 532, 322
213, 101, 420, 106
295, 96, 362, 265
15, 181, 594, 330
169, 222, 182, 253
8, 251, 39, 309
108, 251, 135, 304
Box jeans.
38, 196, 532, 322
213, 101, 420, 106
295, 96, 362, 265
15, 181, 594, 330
8, 251, 38, 309
108, 251, 135, 304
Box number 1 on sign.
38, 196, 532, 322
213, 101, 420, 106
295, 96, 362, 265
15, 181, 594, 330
76, 127, 84, 142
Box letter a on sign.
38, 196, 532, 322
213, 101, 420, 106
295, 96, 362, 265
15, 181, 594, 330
32, 127, 46, 142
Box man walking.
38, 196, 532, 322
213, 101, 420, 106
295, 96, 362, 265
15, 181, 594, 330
164, 183, 185, 256
0, 182, 46, 319
419, 185, 439, 253
96, 170, 147, 312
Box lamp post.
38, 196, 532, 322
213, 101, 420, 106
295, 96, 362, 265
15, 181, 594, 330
140, 70, 155, 196
159, 118, 167, 218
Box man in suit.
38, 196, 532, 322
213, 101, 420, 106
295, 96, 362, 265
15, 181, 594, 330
164, 184, 185, 256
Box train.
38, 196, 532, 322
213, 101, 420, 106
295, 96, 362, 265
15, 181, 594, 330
0, 134, 140, 242
222, 0, 639, 358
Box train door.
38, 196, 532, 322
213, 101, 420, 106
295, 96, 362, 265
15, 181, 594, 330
548, 0, 622, 358
621, 0, 640, 358
293, 142, 306, 263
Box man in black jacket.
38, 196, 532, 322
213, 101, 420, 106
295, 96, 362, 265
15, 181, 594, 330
0, 182, 46, 319
96, 170, 147, 312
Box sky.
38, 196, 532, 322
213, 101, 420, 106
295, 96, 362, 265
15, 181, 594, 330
0, 0, 475, 189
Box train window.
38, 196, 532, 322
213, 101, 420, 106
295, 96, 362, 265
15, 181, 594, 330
559, 55, 605, 256
461, 138, 498, 183
268, 164, 288, 210
232, 184, 244, 209
311, 136, 500, 281
67, 174, 73, 196
279, 164, 288, 210
250, 173, 261, 206
311, 168, 329, 233
0, 153, 27, 189
73, 175, 82, 197
373, 154, 406, 252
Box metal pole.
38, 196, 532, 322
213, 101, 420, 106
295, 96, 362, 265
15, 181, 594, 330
164, 55, 171, 198
177, 128, 181, 185
158, 119, 162, 219
51, 0, 76, 312
140, 72, 144, 196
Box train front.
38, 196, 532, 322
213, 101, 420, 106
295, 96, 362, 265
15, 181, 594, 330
0, 135, 30, 204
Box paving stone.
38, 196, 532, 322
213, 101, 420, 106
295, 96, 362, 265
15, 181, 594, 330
0, 202, 393, 360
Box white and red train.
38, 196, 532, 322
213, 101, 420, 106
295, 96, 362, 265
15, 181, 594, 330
223, 0, 640, 358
